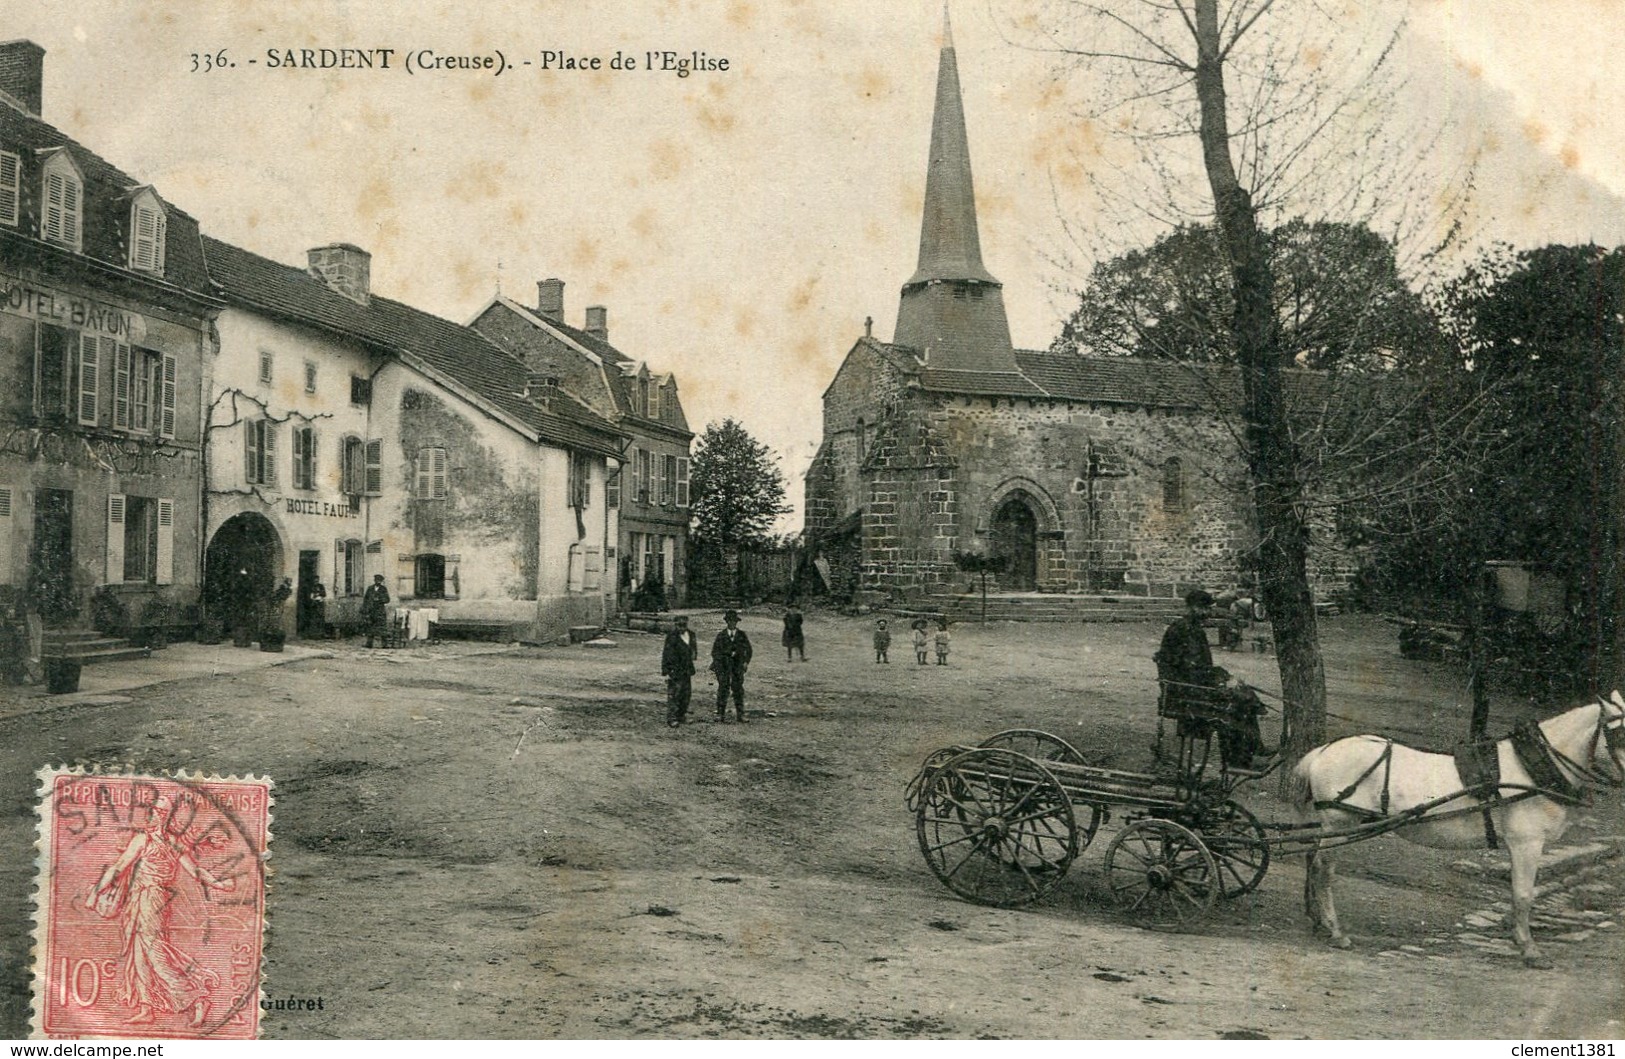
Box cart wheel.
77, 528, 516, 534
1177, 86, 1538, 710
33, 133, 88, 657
1104, 818, 1217, 926
915, 748, 1078, 908
975, 731, 1101, 850
979, 729, 1087, 766
1202, 800, 1271, 899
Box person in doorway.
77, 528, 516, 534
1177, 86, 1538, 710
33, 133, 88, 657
873, 619, 891, 664
304, 579, 328, 639
362, 574, 391, 648
710, 610, 752, 723
781, 601, 806, 662
662, 615, 698, 727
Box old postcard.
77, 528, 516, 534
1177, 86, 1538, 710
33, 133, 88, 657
2, 0, 1622, 1041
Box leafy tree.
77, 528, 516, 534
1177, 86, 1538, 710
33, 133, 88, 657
1052, 220, 1434, 373
689, 418, 791, 549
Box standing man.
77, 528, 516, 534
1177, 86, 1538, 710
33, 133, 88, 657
661, 615, 698, 728
710, 609, 752, 723
362, 574, 391, 648
265, 577, 293, 640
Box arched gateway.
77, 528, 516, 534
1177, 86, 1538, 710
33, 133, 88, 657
204, 513, 283, 641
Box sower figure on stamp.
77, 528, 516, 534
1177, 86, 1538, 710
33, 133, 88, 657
711, 609, 752, 723
361, 573, 390, 648
662, 615, 698, 727
88, 793, 236, 1027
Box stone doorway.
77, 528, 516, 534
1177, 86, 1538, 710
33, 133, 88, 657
204, 513, 283, 643
991, 496, 1038, 591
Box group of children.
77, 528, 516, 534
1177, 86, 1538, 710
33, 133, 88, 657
873, 617, 950, 665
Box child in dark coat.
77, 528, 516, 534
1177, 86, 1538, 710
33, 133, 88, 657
873, 619, 891, 663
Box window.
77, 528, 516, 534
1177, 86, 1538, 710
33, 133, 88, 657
116, 348, 171, 435
106, 494, 173, 585
350, 375, 371, 406
855, 417, 866, 463
639, 376, 649, 417
364, 439, 382, 495
676, 457, 690, 507
661, 454, 677, 506
304, 361, 318, 394
1162, 457, 1183, 512
258, 352, 273, 385
635, 448, 651, 504
37, 329, 108, 427
0, 150, 18, 227
605, 466, 620, 509
568, 451, 590, 510
128, 192, 166, 274
341, 436, 364, 495
414, 554, 446, 599
416, 446, 448, 499
0, 486, 13, 586
647, 383, 661, 422
244, 419, 277, 485
291, 426, 317, 490
337, 539, 365, 596
41, 153, 82, 251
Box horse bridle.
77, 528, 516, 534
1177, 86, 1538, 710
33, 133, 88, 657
1572, 695, 1625, 789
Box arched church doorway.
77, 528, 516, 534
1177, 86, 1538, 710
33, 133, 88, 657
991, 496, 1038, 591
204, 513, 283, 642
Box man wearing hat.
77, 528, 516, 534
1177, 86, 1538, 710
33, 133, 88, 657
1155, 589, 1268, 767
710, 609, 753, 723
661, 615, 698, 727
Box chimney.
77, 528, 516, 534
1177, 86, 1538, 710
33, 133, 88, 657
536, 278, 564, 322
307, 243, 371, 306
584, 305, 607, 342
0, 41, 45, 117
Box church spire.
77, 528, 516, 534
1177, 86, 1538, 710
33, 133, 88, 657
906, 2, 996, 287
893, 4, 1018, 374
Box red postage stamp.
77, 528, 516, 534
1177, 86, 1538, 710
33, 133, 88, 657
30, 767, 273, 1040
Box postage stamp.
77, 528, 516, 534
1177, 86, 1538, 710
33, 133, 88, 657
29, 767, 273, 1040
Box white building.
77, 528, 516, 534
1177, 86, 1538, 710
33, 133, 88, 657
200, 237, 626, 642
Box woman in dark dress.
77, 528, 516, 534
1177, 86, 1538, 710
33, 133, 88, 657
781, 601, 806, 661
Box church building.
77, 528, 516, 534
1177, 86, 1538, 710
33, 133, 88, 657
803, 15, 1354, 606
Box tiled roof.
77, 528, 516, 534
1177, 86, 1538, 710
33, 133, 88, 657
201, 237, 625, 457
0, 103, 213, 297
1011, 350, 1232, 407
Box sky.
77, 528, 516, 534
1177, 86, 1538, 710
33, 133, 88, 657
8, 1, 1625, 529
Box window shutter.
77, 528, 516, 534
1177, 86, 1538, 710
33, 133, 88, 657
0, 487, 13, 585
159, 354, 177, 438
0, 152, 17, 227
155, 498, 174, 585
605, 467, 620, 509
262, 422, 277, 486
291, 428, 305, 489
44, 171, 64, 242
130, 201, 166, 273
112, 343, 131, 429
584, 545, 602, 591
568, 543, 585, 592
62, 174, 79, 248
655, 455, 667, 506
244, 419, 259, 483
364, 439, 382, 495
431, 448, 447, 499
308, 431, 318, 490
414, 448, 429, 497
105, 494, 126, 584
334, 538, 344, 595
677, 457, 690, 507
77, 334, 100, 426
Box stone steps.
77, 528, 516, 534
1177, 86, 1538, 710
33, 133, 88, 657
901, 595, 1187, 624
42, 629, 150, 665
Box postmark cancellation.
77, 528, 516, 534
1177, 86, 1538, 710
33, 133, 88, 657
29, 767, 273, 1040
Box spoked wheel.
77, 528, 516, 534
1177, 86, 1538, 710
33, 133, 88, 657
914, 748, 1078, 908
1103, 818, 1217, 926
1200, 800, 1271, 898
975, 731, 1102, 853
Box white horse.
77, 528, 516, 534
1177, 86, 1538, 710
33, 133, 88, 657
1293, 690, 1625, 968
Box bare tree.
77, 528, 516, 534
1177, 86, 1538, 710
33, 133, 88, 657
1004, 0, 1468, 771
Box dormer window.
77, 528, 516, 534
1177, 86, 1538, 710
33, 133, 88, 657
128, 189, 167, 274
0, 151, 18, 228
41, 151, 83, 252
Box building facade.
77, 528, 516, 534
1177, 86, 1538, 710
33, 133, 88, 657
0, 41, 219, 634
803, 17, 1355, 604
471, 282, 693, 608
201, 238, 625, 642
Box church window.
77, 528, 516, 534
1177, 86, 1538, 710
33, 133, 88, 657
856, 417, 867, 462
1162, 457, 1184, 512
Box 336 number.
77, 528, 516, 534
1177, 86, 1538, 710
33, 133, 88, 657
190, 49, 230, 72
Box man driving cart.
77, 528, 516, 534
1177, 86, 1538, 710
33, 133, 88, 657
1155, 589, 1271, 769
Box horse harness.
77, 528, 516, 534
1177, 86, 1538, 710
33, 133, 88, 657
1312, 698, 1625, 848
